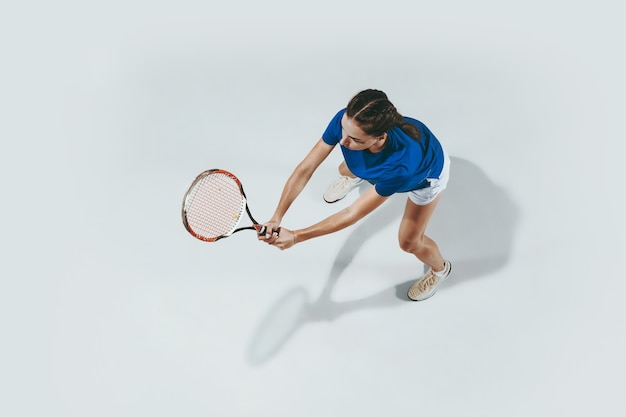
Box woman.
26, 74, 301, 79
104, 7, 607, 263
258, 89, 452, 301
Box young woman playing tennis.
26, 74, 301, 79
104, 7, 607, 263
259, 89, 452, 301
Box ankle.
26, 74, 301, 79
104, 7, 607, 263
434, 261, 448, 275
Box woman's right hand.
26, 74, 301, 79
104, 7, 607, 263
257, 220, 281, 244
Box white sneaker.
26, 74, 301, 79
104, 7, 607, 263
323, 176, 364, 203
407, 261, 452, 301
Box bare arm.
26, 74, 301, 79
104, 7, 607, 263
270, 186, 389, 250
263, 138, 334, 233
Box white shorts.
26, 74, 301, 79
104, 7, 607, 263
408, 149, 451, 206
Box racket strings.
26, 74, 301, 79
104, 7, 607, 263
184, 173, 246, 239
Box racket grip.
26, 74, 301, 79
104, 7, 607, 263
257, 225, 280, 236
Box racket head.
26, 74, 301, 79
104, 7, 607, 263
182, 169, 251, 242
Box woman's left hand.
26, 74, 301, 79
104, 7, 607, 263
268, 227, 296, 250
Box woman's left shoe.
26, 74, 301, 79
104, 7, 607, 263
407, 261, 452, 301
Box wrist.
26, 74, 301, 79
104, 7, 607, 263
292, 230, 298, 245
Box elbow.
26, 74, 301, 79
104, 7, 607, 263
341, 207, 362, 228
294, 160, 317, 178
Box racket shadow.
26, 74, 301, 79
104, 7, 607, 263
246, 156, 519, 366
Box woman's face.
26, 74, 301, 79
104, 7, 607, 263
340, 114, 386, 151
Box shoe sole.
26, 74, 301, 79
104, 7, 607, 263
408, 262, 452, 302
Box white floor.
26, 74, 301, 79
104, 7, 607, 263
2, 2, 625, 416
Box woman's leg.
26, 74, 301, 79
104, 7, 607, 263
398, 194, 446, 271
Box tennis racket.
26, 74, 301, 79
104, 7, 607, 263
182, 169, 270, 242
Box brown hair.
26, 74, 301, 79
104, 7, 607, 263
345, 89, 420, 140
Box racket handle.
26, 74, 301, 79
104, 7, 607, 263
258, 225, 280, 236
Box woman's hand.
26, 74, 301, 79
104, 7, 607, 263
268, 227, 296, 250
257, 220, 281, 244
257, 219, 297, 250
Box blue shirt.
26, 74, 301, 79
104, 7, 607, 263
321, 109, 445, 197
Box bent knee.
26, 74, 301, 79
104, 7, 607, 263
398, 235, 425, 254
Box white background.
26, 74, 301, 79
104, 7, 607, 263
1, 1, 624, 416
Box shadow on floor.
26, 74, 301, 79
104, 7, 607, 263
246, 156, 520, 365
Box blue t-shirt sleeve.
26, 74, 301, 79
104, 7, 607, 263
321, 109, 345, 145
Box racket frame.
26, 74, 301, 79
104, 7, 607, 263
182, 168, 265, 242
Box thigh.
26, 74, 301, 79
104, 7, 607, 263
398, 193, 443, 240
